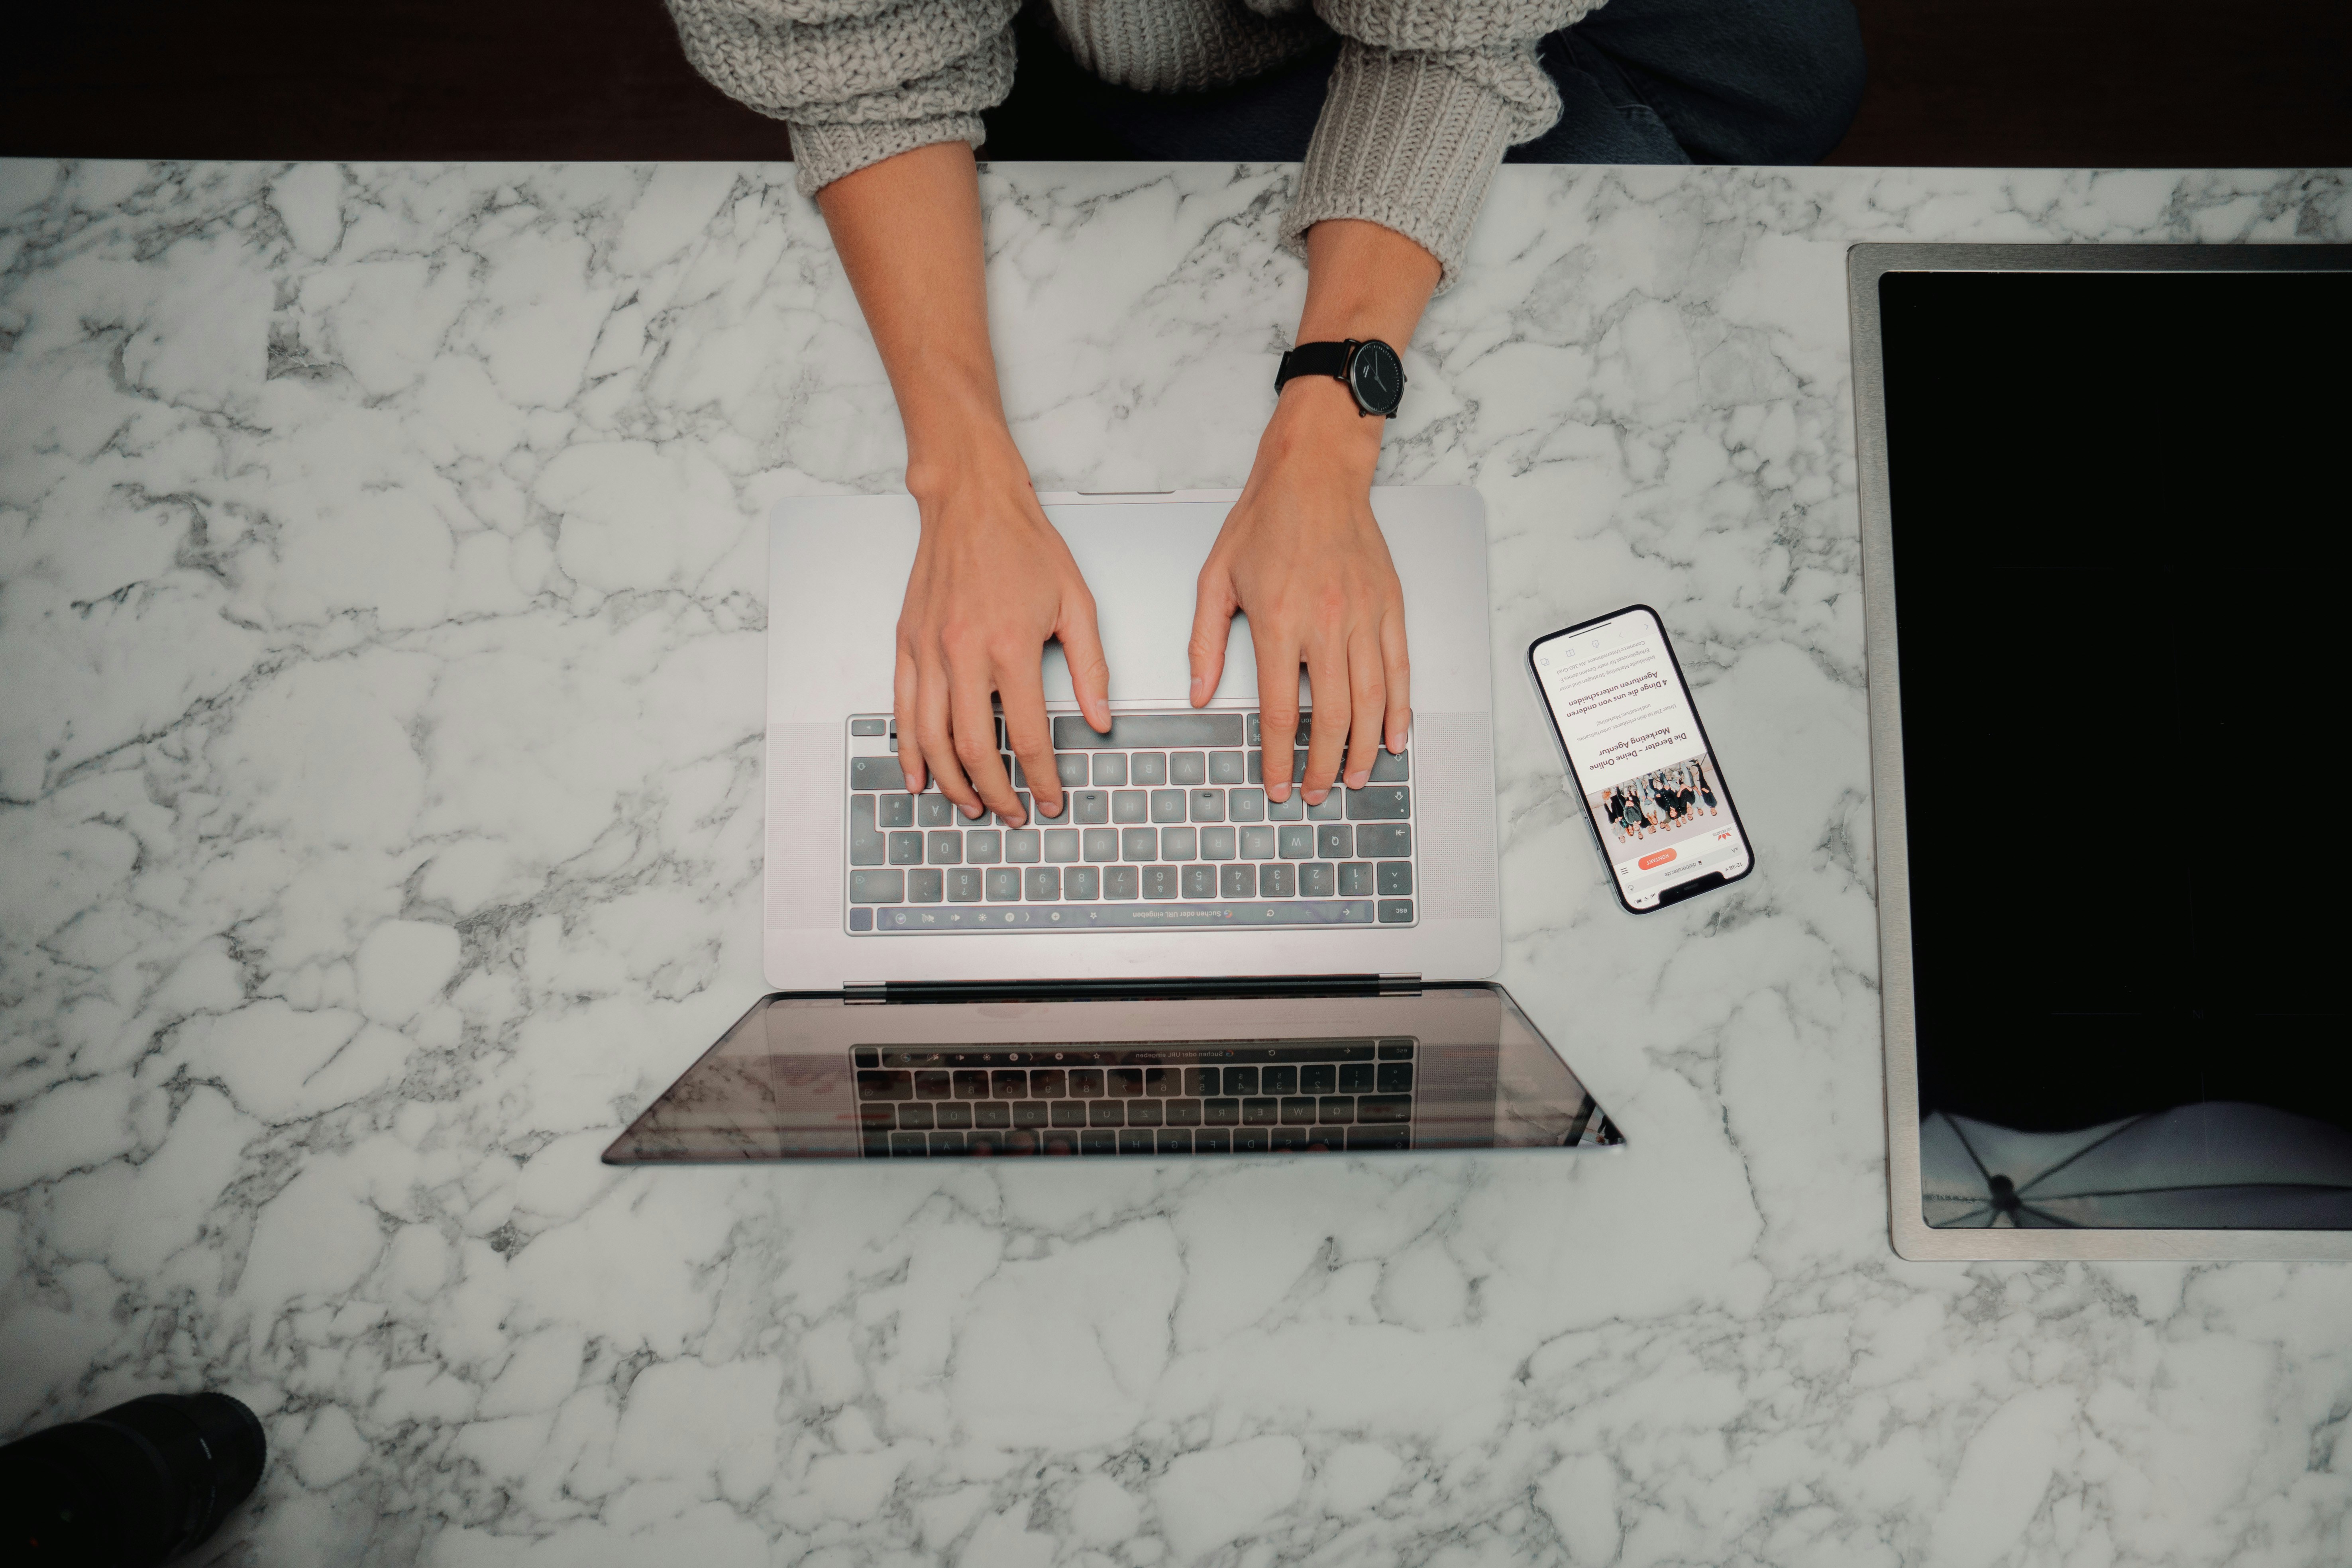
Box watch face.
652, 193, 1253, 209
1348, 340, 1404, 416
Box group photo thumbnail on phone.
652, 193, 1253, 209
1587, 752, 1727, 853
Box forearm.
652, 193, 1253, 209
816, 141, 1018, 496
1269, 218, 1443, 471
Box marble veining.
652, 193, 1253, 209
2, 158, 2348, 1565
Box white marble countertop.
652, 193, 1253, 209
2, 158, 2348, 1566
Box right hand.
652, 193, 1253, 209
896, 439, 1112, 826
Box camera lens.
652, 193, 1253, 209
0, 1392, 266, 1566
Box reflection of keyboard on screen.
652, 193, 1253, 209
853, 1039, 1419, 1156
842, 712, 1416, 934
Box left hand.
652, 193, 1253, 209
1187, 379, 1411, 804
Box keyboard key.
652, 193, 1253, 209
1056, 755, 1089, 787
1319, 1095, 1355, 1124
1130, 752, 1167, 785
1378, 899, 1414, 923
1246, 751, 1262, 784
1376, 1062, 1414, 1093
1203, 1097, 1241, 1126
1182, 864, 1217, 898
917, 794, 954, 827
1318, 825, 1352, 860
1013, 1100, 1048, 1128
986, 868, 1021, 901
1347, 785, 1410, 820
1145, 1068, 1178, 1095
992, 1070, 1028, 1097
991, 791, 1032, 828
1118, 1129, 1156, 1154
878, 793, 914, 829
1200, 826, 1236, 860
1378, 862, 1412, 896
1356, 824, 1411, 858
899, 1103, 934, 1129
1221, 863, 1256, 899
1073, 791, 1109, 824
1170, 751, 1207, 785
1228, 787, 1265, 822
850, 796, 885, 865
1157, 1128, 1194, 1154
1030, 1070, 1066, 1098
1089, 1100, 1123, 1127
1266, 793, 1304, 821
952, 1070, 988, 1100
1260, 863, 1296, 897
1243, 1097, 1278, 1126
887, 832, 924, 865
927, 830, 962, 864
1085, 828, 1121, 862
947, 868, 983, 902
1278, 825, 1313, 858
1281, 1096, 1317, 1124
1209, 750, 1245, 784
1107, 1068, 1143, 1098
1121, 827, 1157, 861
1045, 828, 1081, 863
1167, 1098, 1203, 1126
1263, 1065, 1297, 1094
1112, 789, 1148, 823
851, 756, 905, 792
857, 1070, 911, 1100
1080, 1130, 1116, 1155
1234, 1128, 1270, 1153
1162, 827, 1198, 860
1055, 714, 1244, 748
1065, 865, 1100, 900
909, 869, 944, 902
1378, 1039, 1416, 1059
1196, 1129, 1231, 1153
1338, 861, 1374, 896
966, 830, 1001, 864
1092, 753, 1127, 787
1105, 865, 1139, 899
1339, 1062, 1374, 1093
1142, 865, 1179, 899
1300, 1064, 1335, 1094
915, 1071, 952, 1100
1184, 1067, 1216, 1096
1370, 748, 1408, 782
1188, 789, 1224, 823
852, 718, 887, 736
1300, 862, 1335, 897
1308, 793, 1344, 822
850, 907, 873, 930
1005, 829, 1042, 863
1150, 789, 1186, 823
1348, 1125, 1411, 1150
1240, 826, 1276, 860
1025, 867, 1060, 900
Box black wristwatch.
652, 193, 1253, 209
1275, 338, 1406, 418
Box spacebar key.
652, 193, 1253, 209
1067, 900, 1374, 927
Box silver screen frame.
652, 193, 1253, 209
1849, 242, 2352, 1261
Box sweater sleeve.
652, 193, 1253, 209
1283, 0, 1597, 290
663, 0, 1019, 196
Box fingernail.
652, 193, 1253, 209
1305, 788, 1327, 805
963, 802, 984, 819
1345, 769, 1369, 790
1190, 677, 1204, 702
1269, 784, 1288, 803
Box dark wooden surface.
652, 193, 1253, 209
3, 0, 2347, 166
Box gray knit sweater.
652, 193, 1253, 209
663, 0, 1601, 288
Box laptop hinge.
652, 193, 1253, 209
842, 984, 888, 1003
864, 973, 1419, 1004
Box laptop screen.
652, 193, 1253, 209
1877, 263, 2352, 1229
603, 985, 1621, 1162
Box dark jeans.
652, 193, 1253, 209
981, 0, 1865, 167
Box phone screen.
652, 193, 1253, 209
1529, 606, 1751, 911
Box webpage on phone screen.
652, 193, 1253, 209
1537, 611, 1749, 909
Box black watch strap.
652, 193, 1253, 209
1275, 340, 1352, 392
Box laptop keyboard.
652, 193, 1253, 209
842, 711, 1416, 934
853, 1038, 1418, 1156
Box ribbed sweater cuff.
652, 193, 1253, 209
788, 113, 987, 197
1283, 47, 1516, 293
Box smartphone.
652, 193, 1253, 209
1528, 605, 1753, 912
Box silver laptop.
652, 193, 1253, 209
603, 488, 1621, 1162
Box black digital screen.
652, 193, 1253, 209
1879, 264, 2352, 1228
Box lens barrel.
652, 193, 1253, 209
0, 1392, 265, 1567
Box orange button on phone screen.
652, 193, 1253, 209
1637, 848, 1677, 871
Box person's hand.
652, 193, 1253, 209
1187, 382, 1409, 803
897, 436, 1112, 825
